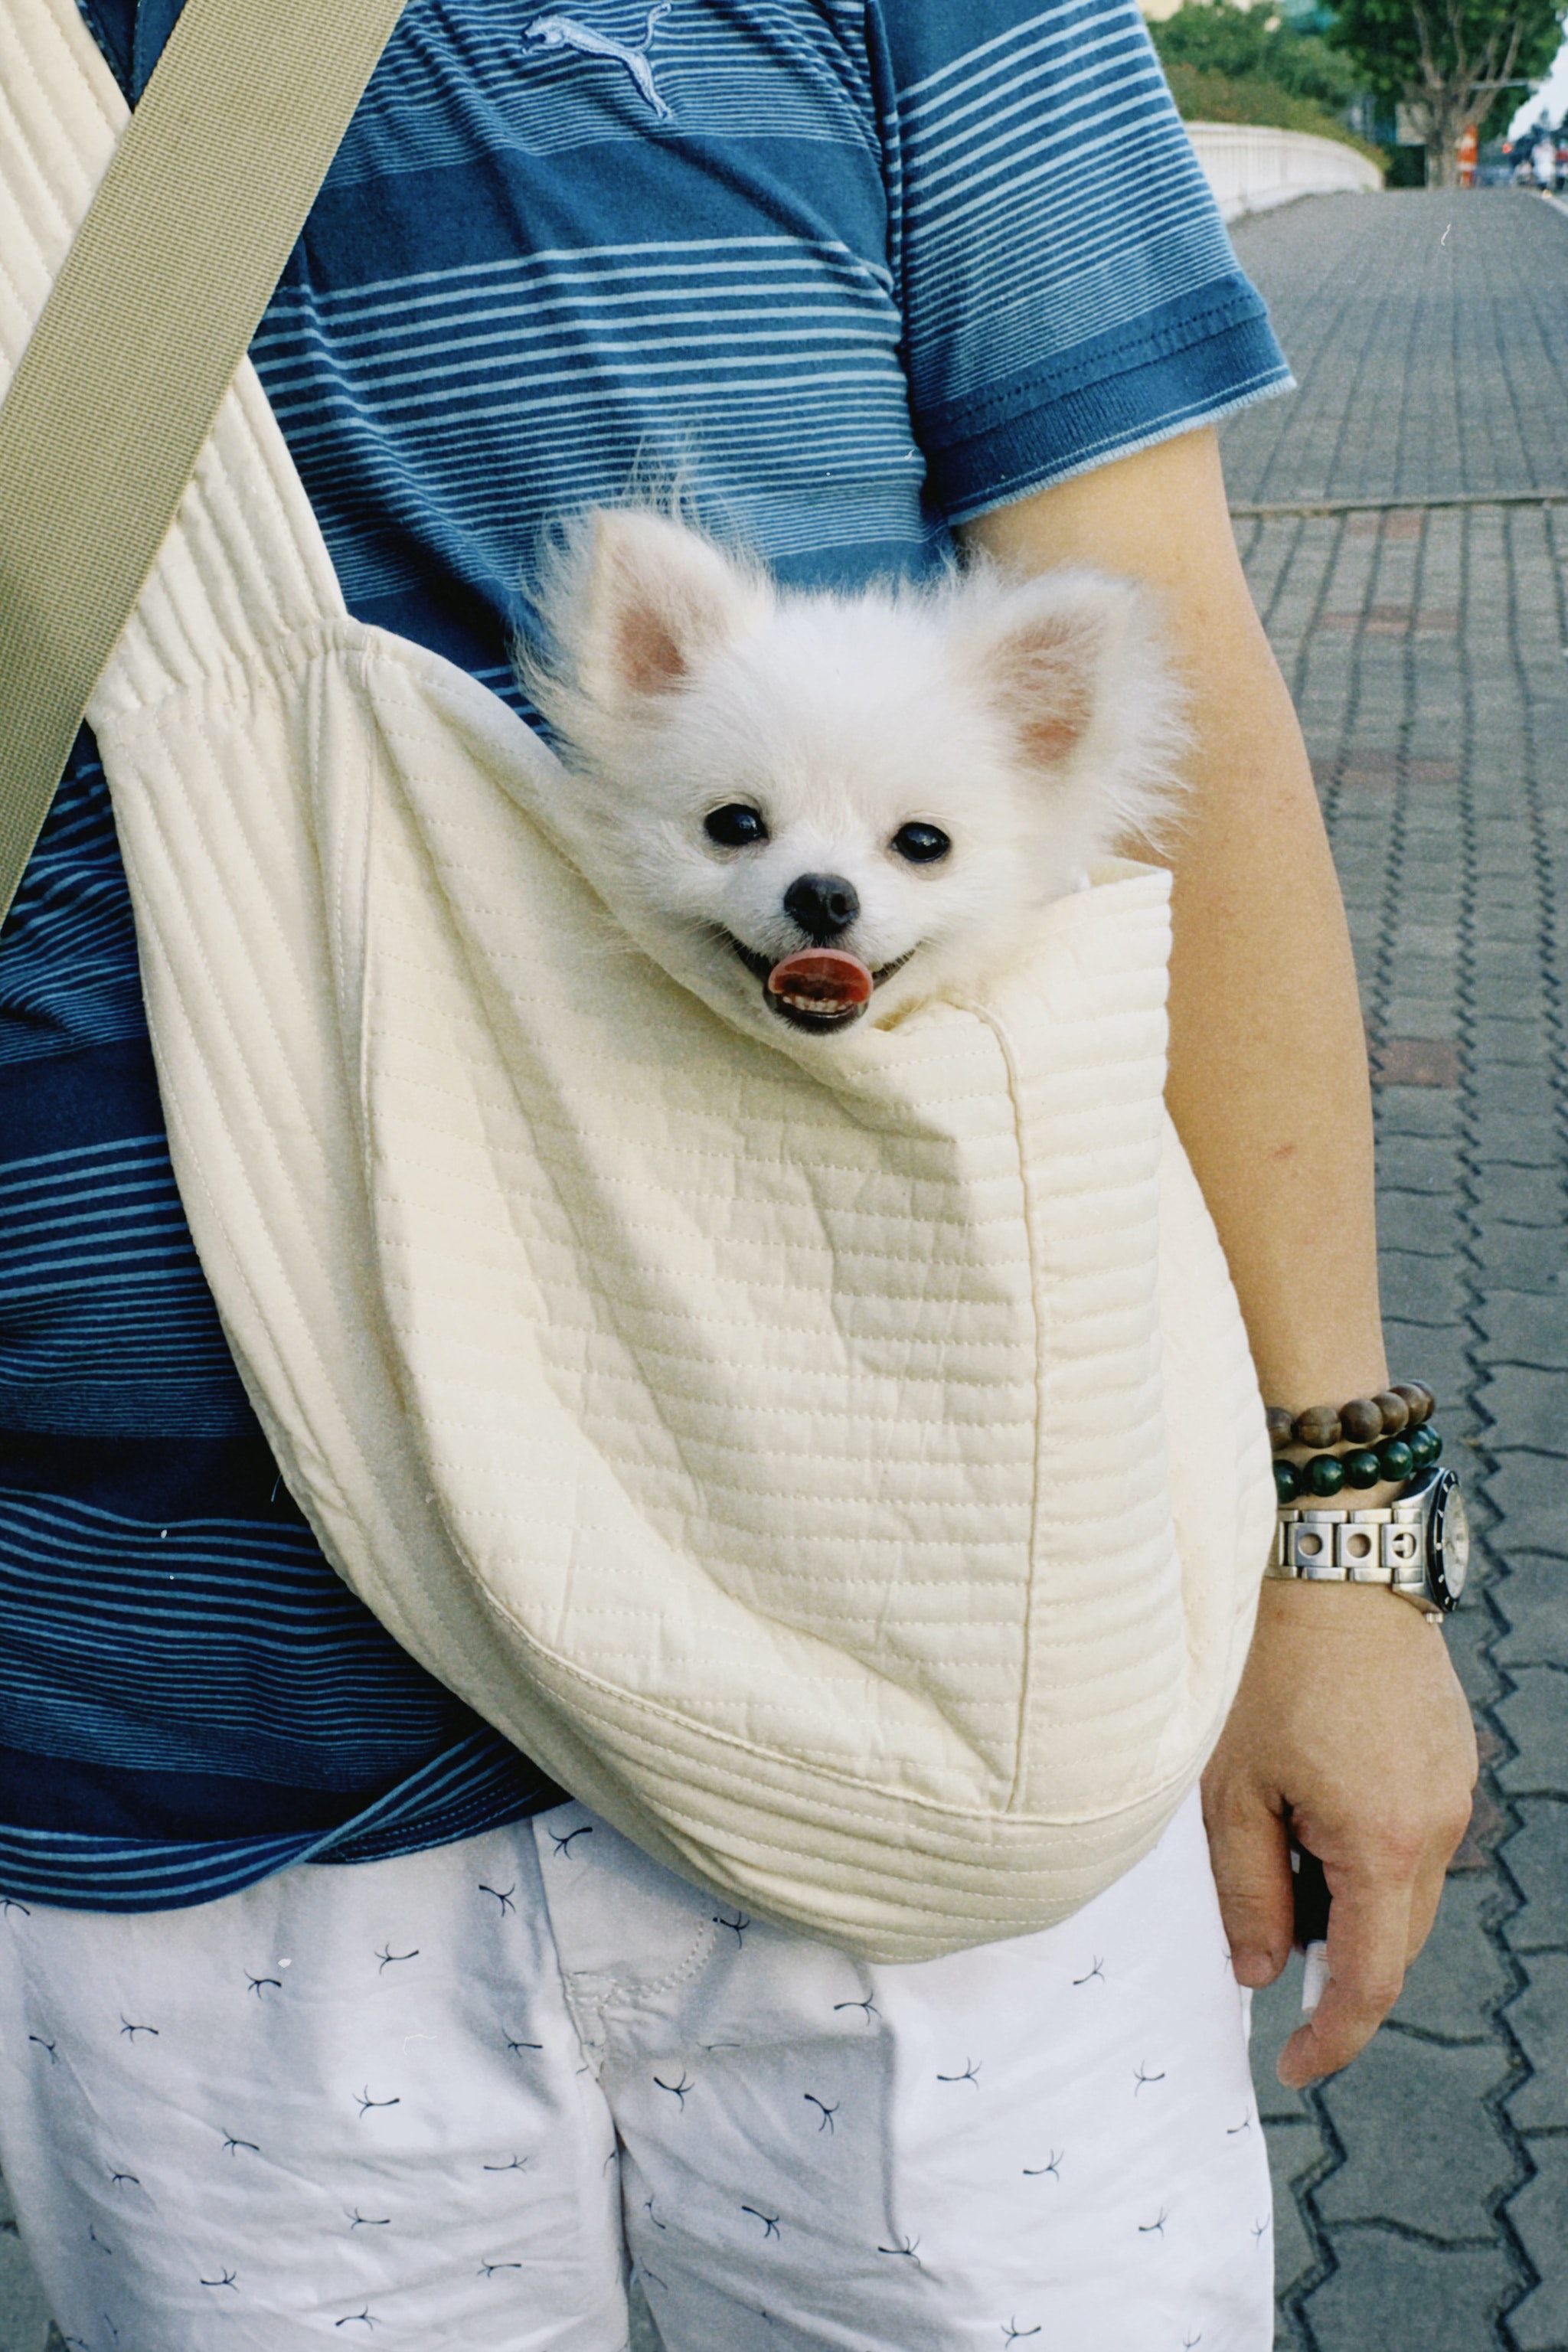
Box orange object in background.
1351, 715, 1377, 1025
1458, 124, 1478, 186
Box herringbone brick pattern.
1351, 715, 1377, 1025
1224, 189, 1568, 508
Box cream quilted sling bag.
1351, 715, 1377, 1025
0, 0, 1273, 1963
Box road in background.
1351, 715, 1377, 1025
1223, 188, 1568, 508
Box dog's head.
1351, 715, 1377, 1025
520, 509, 1180, 1041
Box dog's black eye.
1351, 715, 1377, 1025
891, 822, 951, 864
704, 804, 769, 848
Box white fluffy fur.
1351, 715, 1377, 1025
518, 508, 1184, 1042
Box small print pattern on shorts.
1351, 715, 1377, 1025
0, 1792, 1272, 2350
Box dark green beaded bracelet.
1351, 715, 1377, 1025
1273, 1429, 1442, 1507
1376, 1436, 1415, 1481
1304, 1452, 1346, 1498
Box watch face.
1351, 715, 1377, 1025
1432, 1473, 1470, 1608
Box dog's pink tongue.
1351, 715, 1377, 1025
766, 948, 874, 1014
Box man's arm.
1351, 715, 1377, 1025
959, 423, 1476, 2087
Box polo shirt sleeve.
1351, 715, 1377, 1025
875, 0, 1292, 520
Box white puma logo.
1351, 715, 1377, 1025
525, 2, 673, 119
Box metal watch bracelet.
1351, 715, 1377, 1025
1266, 1463, 1469, 1622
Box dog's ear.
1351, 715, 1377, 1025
962, 571, 1143, 769
580, 511, 767, 705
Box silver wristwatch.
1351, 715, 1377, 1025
1268, 1463, 1469, 1621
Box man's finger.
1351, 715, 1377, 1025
1201, 1774, 1294, 1989
1277, 1863, 1415, 2086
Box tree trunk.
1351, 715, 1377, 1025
1411, 86, 1468, 189
1426, 134, 1460, 186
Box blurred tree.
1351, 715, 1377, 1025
1327, 0, 1564, 182
1152, 1, 1362, 106
1148, 2, 1386, 157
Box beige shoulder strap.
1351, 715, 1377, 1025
0, 0, 407, 924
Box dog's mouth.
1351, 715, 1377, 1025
727, 938, 912, 1034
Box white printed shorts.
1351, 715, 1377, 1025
0, 1790, 1272, 2350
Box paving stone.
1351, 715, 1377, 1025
1503, 2142, 1568, 2350
1473, 906, 1547, 946
1469, 878, 1543, 915
1383, 998, 1461, 1042
1466, 1031, 1553, 1075
1472, 1170, 1568, 1226
1472, 1119, 1561, 1168
1476, 1367, 1568, 1455
1485, 1453, 1568, 1551
1296, 2233, 1519, 2352
1476, 865, 1542, 898
1313, 2030, 1513, 2236
1393, 920, 1461, 957
1378, 1251, 1471, 1324
1475, 1293, 1568, 1370
1500, 1801, 1568, 1950
1502, 1949, 1568, 2133
1386, 972, 1460, 1021
1389, 1873, 1513, 2044
1495, 1671, 1568, 1797
1470, 1226, 1568, 1292
1373, 1044, 1457, 1096
1491, 1558, 1568, 1667
1470, 1068, 1558, 1119
1376, 1135, 1461, 1192
1374, 1091, 1463, 1140
1380, 1322, 1470, 1393
1377, 1193, 1466, 1256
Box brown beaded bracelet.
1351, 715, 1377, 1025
1265, 1382, 1435, 1455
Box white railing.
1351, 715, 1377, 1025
1186, 122, 1383, 221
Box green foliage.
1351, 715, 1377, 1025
1150, 1, 1363, 106
1157, 52, 1389, 158
1326, 0, 1563, 122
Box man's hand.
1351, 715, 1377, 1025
1203, 1578, 1477, 2086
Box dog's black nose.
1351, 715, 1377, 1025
783, 873, 860, 942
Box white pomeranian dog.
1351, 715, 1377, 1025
518, 508, 1183, 1041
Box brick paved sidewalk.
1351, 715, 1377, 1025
1226, 190, 1568, 2352
1223, 188, 1568, 507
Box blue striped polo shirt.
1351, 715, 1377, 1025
0, 0, 1289, 1909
